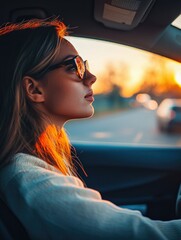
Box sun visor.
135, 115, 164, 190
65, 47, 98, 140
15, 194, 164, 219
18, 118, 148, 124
94, 0, 156, 30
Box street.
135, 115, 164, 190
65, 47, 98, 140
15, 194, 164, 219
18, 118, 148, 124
65, 108, 181, 146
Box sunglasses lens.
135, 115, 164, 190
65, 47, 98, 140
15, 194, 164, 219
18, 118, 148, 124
75, 56, 85, 79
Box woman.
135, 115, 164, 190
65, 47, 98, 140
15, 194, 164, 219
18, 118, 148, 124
0, 18, 180, 239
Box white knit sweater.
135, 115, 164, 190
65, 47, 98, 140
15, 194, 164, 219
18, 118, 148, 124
0, 153, 180, 239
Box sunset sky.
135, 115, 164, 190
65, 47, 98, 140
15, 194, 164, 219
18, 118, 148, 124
67, 36, 181, 97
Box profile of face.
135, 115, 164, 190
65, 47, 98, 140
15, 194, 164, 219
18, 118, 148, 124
24, 39, 96, 127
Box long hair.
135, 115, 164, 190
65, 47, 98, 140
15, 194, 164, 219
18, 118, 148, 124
0, 18, 76, 175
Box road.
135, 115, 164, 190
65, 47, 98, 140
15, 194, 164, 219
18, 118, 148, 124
65, 108, 181, 146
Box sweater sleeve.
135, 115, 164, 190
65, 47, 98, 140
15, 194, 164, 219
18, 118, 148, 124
1, 154, 181, 240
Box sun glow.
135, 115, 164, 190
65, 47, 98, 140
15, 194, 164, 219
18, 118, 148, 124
175, 71, 181, 87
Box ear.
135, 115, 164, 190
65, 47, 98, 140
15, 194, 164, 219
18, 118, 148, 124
23, 76, 45, 103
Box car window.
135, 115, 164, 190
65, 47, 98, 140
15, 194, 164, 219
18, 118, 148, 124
65, 36, 181, 147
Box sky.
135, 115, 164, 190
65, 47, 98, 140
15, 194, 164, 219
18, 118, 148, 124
66, 36, 149, 73
66, 36, 181, 96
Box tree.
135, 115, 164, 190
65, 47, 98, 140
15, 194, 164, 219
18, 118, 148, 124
139, 55, 181, 101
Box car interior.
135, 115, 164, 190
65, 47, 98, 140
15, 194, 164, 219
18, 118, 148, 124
0, 0, 181, 238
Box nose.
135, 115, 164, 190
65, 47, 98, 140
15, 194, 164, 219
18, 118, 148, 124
84, 70, 97, 86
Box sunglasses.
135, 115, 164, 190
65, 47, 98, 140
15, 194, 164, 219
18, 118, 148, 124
46, 55, 89, 80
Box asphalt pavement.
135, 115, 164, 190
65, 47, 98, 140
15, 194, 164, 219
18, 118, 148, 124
65, 108, 181, 146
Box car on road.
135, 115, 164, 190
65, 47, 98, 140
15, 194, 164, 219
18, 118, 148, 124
157, 98, 181, 132
0, 0, 181, 238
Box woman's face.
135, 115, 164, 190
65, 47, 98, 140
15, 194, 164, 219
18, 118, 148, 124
38, 39, 96, 126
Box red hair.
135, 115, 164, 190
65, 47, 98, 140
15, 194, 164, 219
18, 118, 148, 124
0, 18, 67, 37
35, 125, 74, 175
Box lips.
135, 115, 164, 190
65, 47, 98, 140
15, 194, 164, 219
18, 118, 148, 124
85, 90, 94, 102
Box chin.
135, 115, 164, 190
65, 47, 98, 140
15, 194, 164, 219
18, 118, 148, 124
75, 106, 95, 119
84, 106, 94, 118
81, 110, 94, 119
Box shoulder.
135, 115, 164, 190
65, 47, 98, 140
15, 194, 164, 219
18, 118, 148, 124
12, 152, 58, 171
0, 153, 84, 193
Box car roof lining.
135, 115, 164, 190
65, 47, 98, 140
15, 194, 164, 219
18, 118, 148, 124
1, 0, 181, 62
